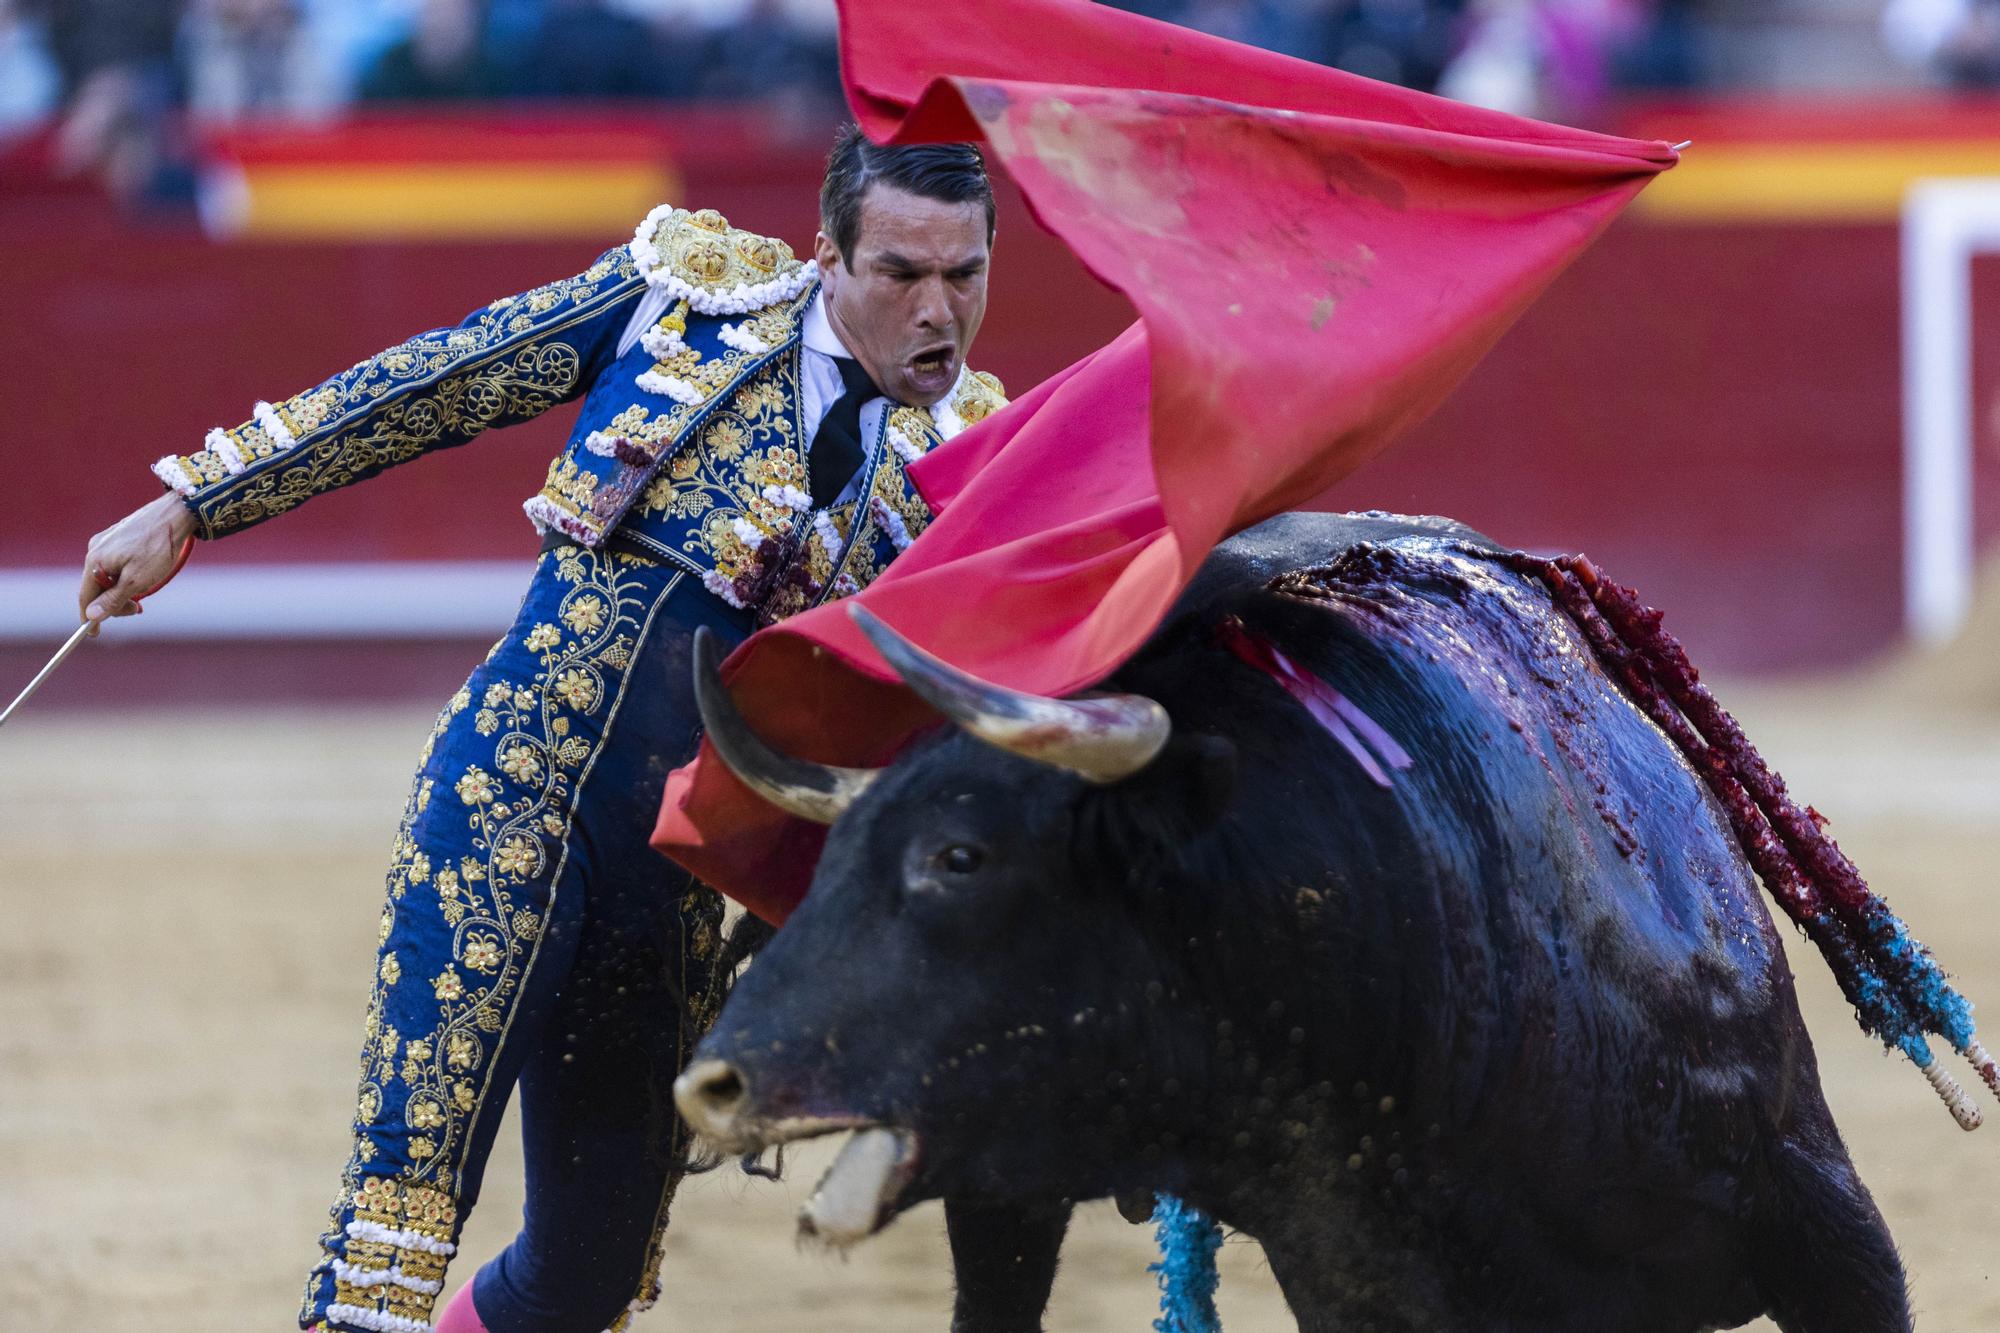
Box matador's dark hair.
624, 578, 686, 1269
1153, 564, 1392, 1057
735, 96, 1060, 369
819, 124, 995, 270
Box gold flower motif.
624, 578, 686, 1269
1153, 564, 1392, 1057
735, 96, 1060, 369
705, 417, 750, 460
432, 968, 464, 1002
498, 744, 544, 785
524, 623, 561, 652
378, 906, 395, 945
453, 1082, 477, 1112
446, 1032, 479, 1071
407, 852, 430, 884
455, 767, 497, 805
408, 1099, 445, 1130
409, 1136, 436, 1160
358, 1087, 382, 1122
379, 952, 402, 986
406, 1039, 433, 1062
494, 835, 541, 879
482, 683, 511, 707
562, 595, 606, 635
552, 669, 598, 711
461, 934, 503, 973
435, 868, 460, 897
460, 857, 486, 883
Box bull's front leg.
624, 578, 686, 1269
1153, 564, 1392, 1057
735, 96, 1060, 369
943, 1197, 1072, 1333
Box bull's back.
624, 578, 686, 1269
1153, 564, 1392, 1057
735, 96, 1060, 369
1140, 513, 1802, 1134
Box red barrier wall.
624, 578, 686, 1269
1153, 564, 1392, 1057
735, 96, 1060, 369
6, 104, 1998, 695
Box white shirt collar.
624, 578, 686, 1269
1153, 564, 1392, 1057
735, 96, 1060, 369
802, 286, 850, 360
804, 287, 969, 433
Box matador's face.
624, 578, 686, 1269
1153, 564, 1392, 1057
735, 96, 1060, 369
816, 184, 991, 409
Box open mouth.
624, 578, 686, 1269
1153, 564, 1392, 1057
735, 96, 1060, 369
905, 345, 957, 390
797, 1125, 922, 1249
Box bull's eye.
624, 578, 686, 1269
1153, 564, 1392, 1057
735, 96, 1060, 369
941, 844, 984, 875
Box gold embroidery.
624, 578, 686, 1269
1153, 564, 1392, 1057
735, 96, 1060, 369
313, 547, 666, 1330
953, 368, 1009, 425
178, 249, 639, 537
635, 206, 805, 304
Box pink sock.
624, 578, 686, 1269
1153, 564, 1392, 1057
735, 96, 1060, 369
433, 1282, 490, 1333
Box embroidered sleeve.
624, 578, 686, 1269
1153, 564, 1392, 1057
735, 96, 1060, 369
153, 246, 645, 539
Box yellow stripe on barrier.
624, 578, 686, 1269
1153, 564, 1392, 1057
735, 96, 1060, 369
226, 164, 679, 239
1636, 143, 2000, 222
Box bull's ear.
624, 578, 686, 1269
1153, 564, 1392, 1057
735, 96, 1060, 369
1075, 733, 1238, 873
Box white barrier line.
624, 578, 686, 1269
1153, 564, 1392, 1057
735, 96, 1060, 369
0, 561, 531, 641
1901, 178, 2000, 648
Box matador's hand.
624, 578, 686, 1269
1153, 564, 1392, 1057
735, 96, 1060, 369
79, 491, 197, 635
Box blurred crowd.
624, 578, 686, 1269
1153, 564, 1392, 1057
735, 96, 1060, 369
1, 0, 1994, 199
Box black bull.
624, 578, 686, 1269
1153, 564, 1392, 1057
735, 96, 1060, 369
676, 511, 1908, 1333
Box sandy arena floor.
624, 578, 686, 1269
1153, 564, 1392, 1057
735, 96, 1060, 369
3, 673, 1997, 1331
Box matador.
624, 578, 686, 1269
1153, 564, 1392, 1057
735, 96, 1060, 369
79, 128, 1007, 1333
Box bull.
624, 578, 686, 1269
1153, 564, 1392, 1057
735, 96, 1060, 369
674, 511, 1911, 1333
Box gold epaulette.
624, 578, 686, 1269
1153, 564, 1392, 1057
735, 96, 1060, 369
953, 368, 1008, 426
626, 205, 815, 316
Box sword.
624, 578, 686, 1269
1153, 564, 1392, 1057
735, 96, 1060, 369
0, 622, 94, 729
0, 534, 194, 730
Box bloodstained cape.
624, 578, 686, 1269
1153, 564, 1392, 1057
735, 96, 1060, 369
653, 0, 1678, 923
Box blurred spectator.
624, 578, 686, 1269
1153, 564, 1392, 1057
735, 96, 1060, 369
34, 0, 194, 204
1883, 0, 2000, 83
686, 0, 838, 104
0, 0, 61, 136
507, 0, 667, 97
360, 0, 506, 101
182, 0, 338, 120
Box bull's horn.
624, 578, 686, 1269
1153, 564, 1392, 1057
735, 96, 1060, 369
848, 605, 1169, 783
692, 626, 878, 824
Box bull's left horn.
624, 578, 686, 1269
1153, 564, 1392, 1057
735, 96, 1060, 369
848, 606, 1169, 784
693, 627, 878, 824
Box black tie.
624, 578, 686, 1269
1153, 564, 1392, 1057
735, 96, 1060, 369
808, 356, 880, 510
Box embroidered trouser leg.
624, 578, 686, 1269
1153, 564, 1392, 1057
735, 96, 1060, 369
301, 546, 750, 1333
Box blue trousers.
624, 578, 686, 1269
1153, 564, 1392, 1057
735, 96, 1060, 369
303, 545, 753, 1333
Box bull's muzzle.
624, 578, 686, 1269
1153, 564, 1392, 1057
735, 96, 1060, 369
675, 1058, 751, 1145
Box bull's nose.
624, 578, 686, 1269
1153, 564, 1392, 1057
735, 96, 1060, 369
675, 1058, 751, 1141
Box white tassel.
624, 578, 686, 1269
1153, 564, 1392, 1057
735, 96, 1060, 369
253, 400, 297, 450
344, 1218, 457, 1256
330, 1259, 444, 1296
718, 321, 771, 354
207, 427, 248, 474
731, 517, 768, 551
701, 569, 748, 608
870, 495, 913, 551
522, 496, 601, 546
635, 370, 704, 406
761, 483, 811, 512
887, 426, 923, 464
152, 455, 197, 497
583, 430, 620, 457
640, 325, 687, 360
323, 1303, 434, 1333
812, 510, 845, 564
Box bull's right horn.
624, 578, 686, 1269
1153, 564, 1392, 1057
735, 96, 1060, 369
692, 627, 878, 824
849, 606, 1170, 783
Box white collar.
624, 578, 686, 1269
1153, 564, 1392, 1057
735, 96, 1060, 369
805, 286, 969, 432
802, 286, 851, 360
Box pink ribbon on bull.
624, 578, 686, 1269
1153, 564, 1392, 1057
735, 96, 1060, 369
1214, 615, 1414, 788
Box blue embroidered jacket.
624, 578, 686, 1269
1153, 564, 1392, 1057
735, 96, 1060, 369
153, 205, 1008, 624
